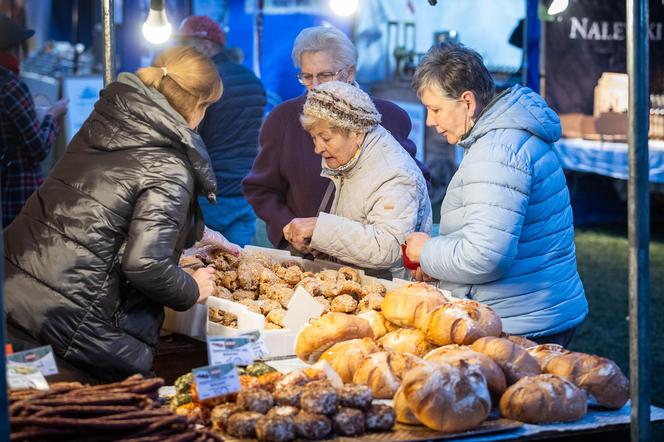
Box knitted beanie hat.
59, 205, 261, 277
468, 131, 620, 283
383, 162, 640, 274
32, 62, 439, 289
303, 81, 382, 132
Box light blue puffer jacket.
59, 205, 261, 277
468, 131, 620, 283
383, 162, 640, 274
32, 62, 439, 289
420, 86, 588, 338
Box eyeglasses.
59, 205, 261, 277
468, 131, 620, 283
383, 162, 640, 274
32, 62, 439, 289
296, 68, 345, 85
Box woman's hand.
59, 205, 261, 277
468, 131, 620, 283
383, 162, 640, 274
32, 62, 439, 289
195, 227, 241, 255
405, 232, 431, 263
414, 266, 436, 283
192, 266, 216, 304
283, 217, 317, 253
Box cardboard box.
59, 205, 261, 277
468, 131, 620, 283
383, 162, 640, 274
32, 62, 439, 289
163, 246, 404, 358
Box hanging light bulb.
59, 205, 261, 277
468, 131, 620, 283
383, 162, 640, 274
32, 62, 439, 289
142, 0, 172, 44
547, 0, 569, 16
329, 0, 359, 17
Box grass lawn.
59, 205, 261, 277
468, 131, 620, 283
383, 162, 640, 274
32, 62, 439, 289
571, 223, 664, 407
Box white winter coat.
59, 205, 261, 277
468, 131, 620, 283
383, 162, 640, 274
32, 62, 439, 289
310, 125, 432, 270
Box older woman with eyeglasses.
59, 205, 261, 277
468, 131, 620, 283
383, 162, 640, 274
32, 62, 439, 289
243, 26, 430, 251
404, 43, 588, 347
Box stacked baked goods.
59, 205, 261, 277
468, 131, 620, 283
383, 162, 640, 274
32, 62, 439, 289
293, 282, 630, 432
181, 250, 387, 329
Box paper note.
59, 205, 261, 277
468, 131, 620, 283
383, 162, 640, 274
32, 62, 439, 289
283, 286, 325, 331
207, 337, 255, 366
192, 363, 240, 401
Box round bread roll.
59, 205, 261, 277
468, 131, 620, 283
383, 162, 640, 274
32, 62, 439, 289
378, 329, 434, 358
382, 283, 446, 328
470, 336, 540, 385
393, 384, 420, 425
545, 352, 629, 409
352, 351, 423, 399
420, 299, 502, 346
424, 345, 507, 399
527, 344, 570, 371
357, 310, 388, 339
295, 313, 373, 364
500, 332, 537, 349
499, 374, 588, 423
399, 360, 491, 432
319, 338, 380, 383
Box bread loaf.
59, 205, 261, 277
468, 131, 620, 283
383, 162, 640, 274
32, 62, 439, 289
319, 338, 380, 383
424, 345, 507, 399
352, 351, 423, 399
398, 360, 491, 432
357, 310, 389, 339
420, 299, 502, 346
545, 352, 629, 409
382, 283, 446, 328
378, 329, 435, 358
500, 332, 537, 349
527, 344, 570, 371
470, 336, 540, 385
295, 313, 373, 364
393, 385, 420, 425
499, 374, 587, 423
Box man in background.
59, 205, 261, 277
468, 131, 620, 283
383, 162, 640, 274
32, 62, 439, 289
177, 16, 266, 246
0, 14, 68, 227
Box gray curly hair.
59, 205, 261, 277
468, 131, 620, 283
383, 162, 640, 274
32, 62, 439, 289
291, 26, 358, 70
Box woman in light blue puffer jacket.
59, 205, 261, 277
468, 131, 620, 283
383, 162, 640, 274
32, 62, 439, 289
405, 43, 588, 346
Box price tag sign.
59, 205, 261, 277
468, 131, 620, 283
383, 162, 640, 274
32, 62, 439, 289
240, 330, 268, 360
207, 337, 255, 366
6, 364, 49, 390
7, 345, 58, 376
192, 363, 240, 401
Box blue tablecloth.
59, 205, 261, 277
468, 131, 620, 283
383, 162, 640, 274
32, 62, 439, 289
554, 138, 664, 183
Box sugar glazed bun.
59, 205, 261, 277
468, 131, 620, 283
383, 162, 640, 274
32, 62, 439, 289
470, 336, 540, 385
499, 374, 588, 423
381, 283, 446, 328
378, 329, 435, 358
295, 313, 373, 364
396, 360, 491, 433
424, 345, 507, 399
420, 299, 502, 346
353, 351, 424, 399
318, 338, 380, 383
545, 352, 630, 409
527, 344, 571, 371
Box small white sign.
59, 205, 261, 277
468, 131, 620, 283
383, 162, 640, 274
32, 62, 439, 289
6, 364, 49, 390
7, 345, 58, 376
207, 337, 255, 366
283, 286, 325, 331
192, 363, 240, 401
240, 330, 269, 360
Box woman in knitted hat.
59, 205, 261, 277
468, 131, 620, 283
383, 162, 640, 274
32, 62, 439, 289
283, 81, 432, 273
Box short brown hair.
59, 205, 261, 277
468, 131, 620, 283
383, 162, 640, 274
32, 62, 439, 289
412, 43, 495, 108
137, 45, 222, 124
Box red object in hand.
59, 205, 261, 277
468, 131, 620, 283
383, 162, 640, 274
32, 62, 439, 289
401, 243, 420, 270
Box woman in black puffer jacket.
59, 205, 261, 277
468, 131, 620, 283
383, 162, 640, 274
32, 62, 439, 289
3, 46, 237, 381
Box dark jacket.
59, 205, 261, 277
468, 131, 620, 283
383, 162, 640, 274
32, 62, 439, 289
198, 51, 266, 197
3, 73, 216, 381
242, 93, 430, 247
0, 62, 60, 226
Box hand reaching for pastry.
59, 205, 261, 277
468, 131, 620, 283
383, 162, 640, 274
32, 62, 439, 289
194, 226, 241, 255
283, 217, 318, 253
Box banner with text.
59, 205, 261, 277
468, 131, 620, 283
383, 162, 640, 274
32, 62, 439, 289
544, 0, 664, 114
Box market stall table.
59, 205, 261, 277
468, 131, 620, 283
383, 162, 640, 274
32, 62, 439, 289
553, 137, 664, 183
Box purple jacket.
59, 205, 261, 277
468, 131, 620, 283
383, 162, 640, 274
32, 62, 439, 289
242, 93, 429, 247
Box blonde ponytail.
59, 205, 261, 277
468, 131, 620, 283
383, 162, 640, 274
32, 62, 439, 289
136, 46, 222, 125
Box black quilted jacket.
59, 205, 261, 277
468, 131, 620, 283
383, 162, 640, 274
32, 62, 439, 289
3, 73, 217, 381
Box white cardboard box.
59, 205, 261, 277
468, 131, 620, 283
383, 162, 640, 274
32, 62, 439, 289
162, 246, 405, 358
